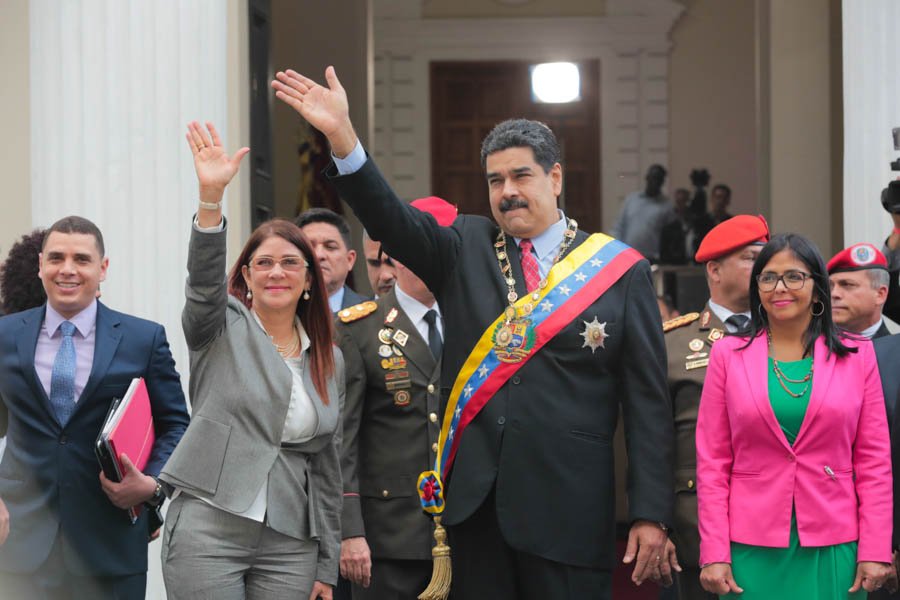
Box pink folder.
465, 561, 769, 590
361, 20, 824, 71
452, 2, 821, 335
96, 377, 155, 523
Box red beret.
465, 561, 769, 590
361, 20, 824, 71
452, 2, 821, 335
410, 196, 458, 227
827, 243, 887, 274
694, 215, 770, 263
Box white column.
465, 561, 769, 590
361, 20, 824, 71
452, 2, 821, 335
842, 0, 900, 247
29, 2, 234, 598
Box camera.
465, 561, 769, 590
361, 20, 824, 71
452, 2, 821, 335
881, 128, 900, 214
690, 169, 710, 188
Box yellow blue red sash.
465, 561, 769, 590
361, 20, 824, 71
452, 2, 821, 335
418, 234, 642, 514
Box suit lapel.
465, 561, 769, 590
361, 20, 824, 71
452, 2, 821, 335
16, 306, 59, 426
386, 292, 435, 377
793, 337, 834, 448
78, 302, 122, 406
741, 333, 792, 451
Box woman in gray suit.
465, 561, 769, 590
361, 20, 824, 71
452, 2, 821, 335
160, 121, 343, 600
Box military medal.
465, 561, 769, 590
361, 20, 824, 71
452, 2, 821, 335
688, 338, 704, 352
708, 328, 724, 343
381, 356, 407, 370
393, 390, 411, 406
386, 308, 399, 324
686, 357, 710, 370
392, 330, 409, 347
700, 310, 711, 329
378, 328, 393, 344
579, 317, 609, 353
378, 344, 393, 358
491, 219, 578, 364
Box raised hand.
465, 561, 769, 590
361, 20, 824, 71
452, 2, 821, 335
271, 67, 358, 157
185, 121, 250, 201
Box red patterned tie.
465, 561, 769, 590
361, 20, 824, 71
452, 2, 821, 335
519, 239, 541, 293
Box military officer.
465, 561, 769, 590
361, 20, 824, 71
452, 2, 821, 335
336, 197, 457, 600
664, 215, 770, 600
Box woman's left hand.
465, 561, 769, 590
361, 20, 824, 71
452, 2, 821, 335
309, 581, 332, 600
849, 561, 895, 593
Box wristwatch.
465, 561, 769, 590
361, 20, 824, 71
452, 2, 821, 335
146, 477, 165, 508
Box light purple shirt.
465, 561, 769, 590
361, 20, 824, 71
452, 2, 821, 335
34, 300, 98, 403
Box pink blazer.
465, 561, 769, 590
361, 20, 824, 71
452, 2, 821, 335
696, 333, 892, 566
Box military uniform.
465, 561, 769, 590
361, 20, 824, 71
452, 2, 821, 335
664, 305, 724, 600
336, 290, 441, 599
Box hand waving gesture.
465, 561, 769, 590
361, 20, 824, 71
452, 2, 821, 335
271, 67, 358, 157
185, 121, 249, 201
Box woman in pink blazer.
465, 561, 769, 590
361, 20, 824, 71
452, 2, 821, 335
696, 233, 894, 598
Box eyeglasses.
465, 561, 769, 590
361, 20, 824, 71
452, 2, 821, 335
249, 256, 308, 272
756, 271, 812, 292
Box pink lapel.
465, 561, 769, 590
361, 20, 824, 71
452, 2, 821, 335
792, 337, 835, 448
740, 333, 793, 452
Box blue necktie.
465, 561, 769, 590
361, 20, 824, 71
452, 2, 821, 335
49, 321, 77, 425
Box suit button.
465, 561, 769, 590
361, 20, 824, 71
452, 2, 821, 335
59, 435, 67, 445
432, 443, 438, 453
511, 376, 521, 385
497, 416, 506, 425
427, 384, 435, 394
687, 479, 694, 489
429, 413, 438, 423
382, 490, 389, 498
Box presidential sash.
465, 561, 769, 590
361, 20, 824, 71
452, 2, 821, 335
417, 234, 642, 514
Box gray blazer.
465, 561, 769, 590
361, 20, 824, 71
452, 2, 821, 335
160, 225, 344, 584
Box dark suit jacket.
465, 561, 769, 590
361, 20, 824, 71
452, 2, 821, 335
340, 285, 368, 311
0, 302, 189, 576
874, 320, 892, 340
328, 158, 673, 569
336, 289, 440, 561
875, 333, 900, 431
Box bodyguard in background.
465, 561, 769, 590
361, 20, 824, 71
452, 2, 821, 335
0, 216, 189, 598
336, 197, 455, 599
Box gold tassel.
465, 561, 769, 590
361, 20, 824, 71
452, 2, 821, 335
418, 516, 452, 600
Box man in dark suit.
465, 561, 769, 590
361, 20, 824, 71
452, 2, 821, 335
828, 243, 892, 339
273, 67, 673, 600
336, 197, 455, 599
0, 216, 189, 599
295, 207, 367, 312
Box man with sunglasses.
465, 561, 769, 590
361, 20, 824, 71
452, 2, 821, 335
663, 215, 769, 600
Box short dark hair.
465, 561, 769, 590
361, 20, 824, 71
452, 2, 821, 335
480, 118, 561, 173
712, 184, 732, 200
1, 229, 47, 314
294, 208, 352, 250
42, 216, 105, 256
742, 233, 855, 358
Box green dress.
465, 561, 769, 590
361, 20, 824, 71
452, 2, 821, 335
722, 357, 865, 600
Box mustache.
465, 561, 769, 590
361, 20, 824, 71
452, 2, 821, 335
499, 198, 528, 212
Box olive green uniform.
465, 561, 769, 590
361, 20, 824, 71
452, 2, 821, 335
664, 304, 724, 600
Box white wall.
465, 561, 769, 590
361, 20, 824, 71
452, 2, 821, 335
0, 0, 31, 262
842, 0, 900, 247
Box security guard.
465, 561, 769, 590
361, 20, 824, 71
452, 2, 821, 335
664, 215, 770, 600
335, 197, 456, 600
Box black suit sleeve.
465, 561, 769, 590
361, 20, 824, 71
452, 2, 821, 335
327, 158, 462, 296
144, 324, 190, 476
620, 261, 675, 526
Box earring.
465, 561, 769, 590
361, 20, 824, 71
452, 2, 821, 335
247, 290, 253, 300
303, 289, 310, 300
810, 300, 825, 316
757, 303, 766, 318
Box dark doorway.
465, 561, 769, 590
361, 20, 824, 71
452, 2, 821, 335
430, 60, 601, 232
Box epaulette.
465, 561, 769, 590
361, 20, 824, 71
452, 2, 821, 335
663, 312, 701, 333
338, 301, 378, 323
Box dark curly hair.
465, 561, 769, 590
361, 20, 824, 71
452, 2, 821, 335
1, 229, 47, 314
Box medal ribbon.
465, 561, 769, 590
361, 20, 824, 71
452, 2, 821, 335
418, 234, 642, 514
